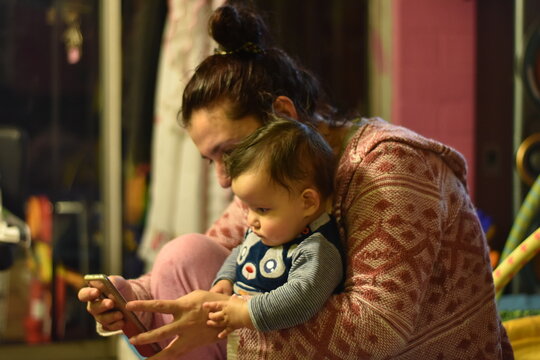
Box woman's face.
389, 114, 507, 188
187, 105, 262, 188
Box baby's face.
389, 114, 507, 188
232, 169, 309, 247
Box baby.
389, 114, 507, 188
203, 116, 344, 338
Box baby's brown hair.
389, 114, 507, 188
225, 116, 336, 200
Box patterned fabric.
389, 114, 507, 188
206, 118, 514, 359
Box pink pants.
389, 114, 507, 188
148, 233, 230, 359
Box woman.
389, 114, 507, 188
79, 3, 513, 359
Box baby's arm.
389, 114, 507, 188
205, 234, 342, 335
248, 236, 342, 332
209, 245, 241, 295
203, 294, 254, 338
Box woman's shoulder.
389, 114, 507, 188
339, 117, 467, 180
344, 117, 441, 157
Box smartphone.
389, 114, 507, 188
84, 274, 161, 357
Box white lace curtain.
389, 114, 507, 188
138, 0, 229, 270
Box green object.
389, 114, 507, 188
501, 175, 540, 261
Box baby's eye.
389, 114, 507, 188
256, 208, 270, 214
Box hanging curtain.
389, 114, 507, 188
138, 0, 228, 270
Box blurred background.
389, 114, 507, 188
0, 0, 539, 358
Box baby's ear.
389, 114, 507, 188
301, 188, 321, 217
273, 96, 298, 120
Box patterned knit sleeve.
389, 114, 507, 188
205, 195, 248, 251
235, 140, 450, 359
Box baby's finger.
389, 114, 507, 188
206, 319, 222, 328
207, 310, 225, 322
218, 328, 230, 339
202, 301, 221, 311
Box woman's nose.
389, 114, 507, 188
214, 161, 231, 188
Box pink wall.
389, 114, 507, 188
391, 0, 477, 197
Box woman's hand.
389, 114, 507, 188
125, 290, 230, 359
77, 275, 135, 331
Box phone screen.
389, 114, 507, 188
84, 274, 161, 357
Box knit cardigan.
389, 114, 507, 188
206, 118, 514, 359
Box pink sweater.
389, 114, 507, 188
207, 118, 513, 359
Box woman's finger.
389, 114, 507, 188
101, 318, 126, 332
125, 299, 180, 314
95, 309, 124, 327
78, 287, 100, 302
86, 297, 115, 316
129, 320, 182, 345
144, 338, 182, 360
206, 319, 222, 328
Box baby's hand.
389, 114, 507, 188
203, 294, 251, 338
209, 279, 233, 295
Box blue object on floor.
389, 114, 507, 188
498, 294, 540, 322
122, 335, 146, 359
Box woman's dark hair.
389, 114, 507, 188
224, 116, 336, 200
181, 2, 339, 127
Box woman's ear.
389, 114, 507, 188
273, 96, 298, 120
301, 188, 321, 217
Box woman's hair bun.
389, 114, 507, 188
209, 2, 269, 52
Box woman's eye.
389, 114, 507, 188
202, 157, 214, 165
